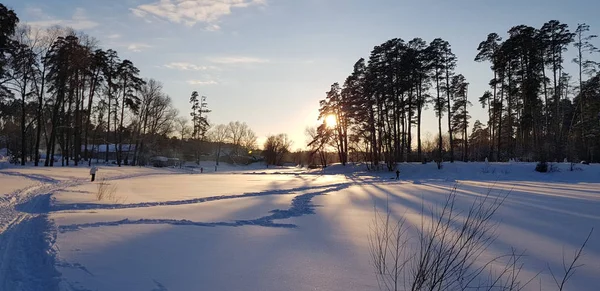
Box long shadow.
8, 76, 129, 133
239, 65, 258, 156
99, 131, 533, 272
58, 183, 352, 233
55, 180, 374, 291
51, 182, 350, 212
349, 178, 600, 290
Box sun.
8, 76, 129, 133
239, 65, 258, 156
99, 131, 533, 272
325, 114, 337, 128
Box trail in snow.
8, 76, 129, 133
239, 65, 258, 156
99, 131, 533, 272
0, 180, 66, 291
0, 169, 188, 291
51, 182, 351, 212
58, 183, 351, 232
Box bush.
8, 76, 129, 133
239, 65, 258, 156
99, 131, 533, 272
96, 179, 126, 203
369, 187, 593, 291
535, 161, 548, 172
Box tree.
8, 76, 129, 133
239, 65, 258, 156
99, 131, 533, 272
0, 4, 18, 98
174, 117, 191, 140
263, 133, 292, 166
83, 49, 107, 164
540, 20, 575, 157
207, 124, 228, 166
115, 59, 144, 166
189, 91, 210, 164
475, 33, 502, 160
450, 74, 471, 161
429, 39, 449, 168
101, 49, 120, 163
441, 41, 457, 162
307, 125, 332, 167
226, 121, 256, 156
7, 26, 36, 165
318, 82, 349, 165
189, 91, 210, 140
573, 24, 599, 125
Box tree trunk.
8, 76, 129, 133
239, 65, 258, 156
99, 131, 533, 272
117, 81, 126, 167
436, 71, 443, 169
20, 82, 27, 166
34, 66, 46, 167
497, 77, 504, 161
445, 61, 454, 163
417, 82, 423, 162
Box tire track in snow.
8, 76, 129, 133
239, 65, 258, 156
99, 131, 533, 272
58, 183, 352, 232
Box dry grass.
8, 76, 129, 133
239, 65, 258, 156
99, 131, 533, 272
96, 178, 127, 203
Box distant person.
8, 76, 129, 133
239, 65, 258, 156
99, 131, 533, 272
396, 169, 400, 180
90, 166, 98, 182
200, 167, 204, 173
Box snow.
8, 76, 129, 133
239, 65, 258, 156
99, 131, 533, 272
0, 161, 599, 290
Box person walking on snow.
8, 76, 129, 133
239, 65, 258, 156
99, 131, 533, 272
90, 166, 98, 182
396, 169, 400, 180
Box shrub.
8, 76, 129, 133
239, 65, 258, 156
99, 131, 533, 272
96, 179, 126, 203
535, 161, 548, 172
369, 187, 593, 291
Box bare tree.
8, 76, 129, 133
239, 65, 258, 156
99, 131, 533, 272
174, 116, 191, 140
241, 128, 257, 152
369, 187, 593, 291
131, 79, 176, 165
548, 228, 594, 291
263, 133, 292, 166
207, 124, 228, 166
226, 121, 256, 155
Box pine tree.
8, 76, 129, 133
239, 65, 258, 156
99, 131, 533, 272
429, 39, 449, 168
475, 33, 502, 160
450, 74, 471, 161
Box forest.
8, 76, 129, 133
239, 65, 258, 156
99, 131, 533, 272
2, 3, 600, 169
310, 21, 600, 169
0, 4, 267, 167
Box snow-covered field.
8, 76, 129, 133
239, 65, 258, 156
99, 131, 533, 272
0, 162, 599, 290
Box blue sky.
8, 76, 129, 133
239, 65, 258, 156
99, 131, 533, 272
4, 0, 600, 149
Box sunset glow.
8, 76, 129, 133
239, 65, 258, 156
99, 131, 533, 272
325, 114, 337, 128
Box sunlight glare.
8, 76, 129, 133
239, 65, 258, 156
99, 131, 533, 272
325, 114, 337, 128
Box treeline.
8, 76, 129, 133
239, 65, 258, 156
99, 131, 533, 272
0, 4, 177, 166
310, 20, 600, 169
0, 4, 242, 167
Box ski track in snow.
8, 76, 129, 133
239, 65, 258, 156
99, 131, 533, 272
0, 170, 193, 291
57, 183, 350, 232
51, 182, 350, 212
0, 169, 354, 290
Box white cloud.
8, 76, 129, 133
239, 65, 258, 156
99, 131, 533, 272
187, 80, 218, 85
165, 62, 217, 71
26, 7, 99, 30
206, 23, 221, 31
208, 56, 268, 64
128, 43, 152, 52
107, 34, 122, 39
130, 0, 266, 29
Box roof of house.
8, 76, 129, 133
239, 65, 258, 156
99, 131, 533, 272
81, 144, 136, 153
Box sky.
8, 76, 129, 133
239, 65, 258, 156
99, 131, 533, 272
4, 0, 600, 149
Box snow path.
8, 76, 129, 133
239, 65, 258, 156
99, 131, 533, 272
0, 169, 193, 291
51, 181, 351, 212
57, 182, 352, 232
